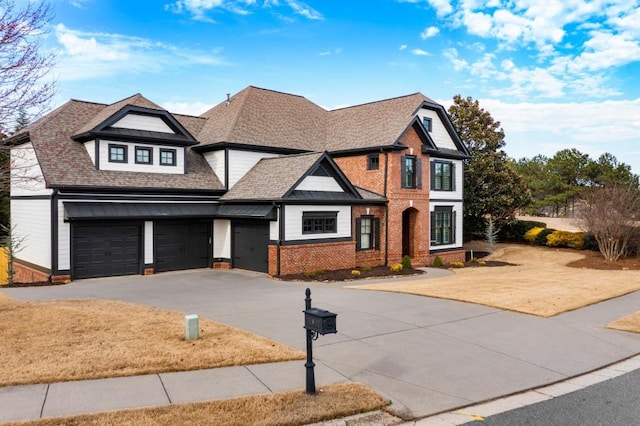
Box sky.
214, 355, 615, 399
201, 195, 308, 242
36, 0, 640, 174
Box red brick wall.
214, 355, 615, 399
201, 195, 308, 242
334, 155, 386, 195
426, 249, 465, 265
269, 241, 356, 276
13, 260, 50, 283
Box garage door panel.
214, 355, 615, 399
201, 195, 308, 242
232, 221, 269, 273
155, 221, 211, 273
72, 222, 141, 279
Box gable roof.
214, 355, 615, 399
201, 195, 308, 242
197, 86, 327, 152
221, 152, 374, 202
11, 98, 222, 192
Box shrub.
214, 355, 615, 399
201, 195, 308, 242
390, 263, 403, 273
535, 228, 556, 246
524, 227, 545, 243
499, 220, 547, 242
449, 261, 465, 268
362, 266, 372, 272
401, 255, 412, 270
351, 270, 361, 277
432, 256, 443, 267
582, 233, 599, 251
546, 230, 585, 249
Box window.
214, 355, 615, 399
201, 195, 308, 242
108, 144, 127, 163
431, 161, 454, 191
401, 155, 421, 189
135, 146, 152, 165
159, 148, 176, 166
431, 207, 455, 245
367, 154, 379, 170
356, 216, 380, 250
423, 117, 432, 132
302, 211, 337, 234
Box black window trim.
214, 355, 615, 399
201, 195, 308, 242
302, 211, 338, 235
401, 155, 422, 189
134, 146, 153, 165
423, 116, 433, 132
367, 154, 380, 171
356, 215, 380, 251
431, 160, 455, 192
159, 148, 177, 166
430, 206, 456, 246
108, 143, 128, 163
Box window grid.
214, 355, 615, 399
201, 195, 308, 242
135, 147, 152, 164
159, 149, 176, 166
108, 144, 127, 163
404, 156, 416, 189
433, 208, 454, 245
302, 212, 338, 235
434, 161, 453, 191
360, 217, 372, 249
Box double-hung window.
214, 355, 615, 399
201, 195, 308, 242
431, 207, 455, 245
431, 161, 454, 191
423, 117, 432, 132
108, 144, 127, 163
401, 155, 421, 189
302, 211, 337, 235
367, 154, 379, 170
356, 216, 380, 250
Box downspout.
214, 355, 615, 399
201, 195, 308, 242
383, 151, 389, 266
277, 202, 284, 277
50, 188, 59, 282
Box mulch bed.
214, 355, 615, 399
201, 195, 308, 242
279, 266, 425, 282
1, 281, 62, 288
567, 250, 640, 270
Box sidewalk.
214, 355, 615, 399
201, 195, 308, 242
0, 360, 348, 424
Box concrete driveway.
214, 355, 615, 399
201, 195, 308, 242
4, 268, 640, 419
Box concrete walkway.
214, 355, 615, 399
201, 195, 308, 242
2, 268, 640, 423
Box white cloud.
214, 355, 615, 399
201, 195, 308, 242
420, 26, 440, 39
162, 101, 215, 115
412, 48, 431, 56
399, 44, 408, 50
53, 24, 228, 81
165, 0, 323, 21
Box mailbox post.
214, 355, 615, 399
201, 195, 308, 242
303, 288, 337, 395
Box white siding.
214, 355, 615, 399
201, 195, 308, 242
295, 176, 343, 192
58, 201, 70, 271
228, 150, 279, 189
98, 140, 184, 174
10, 143, 51, 197
144, 221, 153, 264
11, 199, 51, 269
284, 205, 351, 241
203, 150, 226, 187
429, 201, 464, 251
429, 158, 464, 200
270, 210, 280, 241
112, 114, 174, 133
213, 219, 231, 258
418, 108, 457, 150
85, 140, 96, 165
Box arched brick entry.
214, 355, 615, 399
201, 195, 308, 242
401, 207, 418, 257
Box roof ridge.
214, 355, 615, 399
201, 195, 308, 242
329, 92, 425, 112
246, 85, 310, 100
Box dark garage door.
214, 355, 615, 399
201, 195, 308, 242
72, 222, 142, 279
232, 221, 269, 273
155, 221, 211, 273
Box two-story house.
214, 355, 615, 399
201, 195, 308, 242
7, 86, 469, 283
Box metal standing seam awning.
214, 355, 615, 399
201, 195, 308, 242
63, 202, 276, 221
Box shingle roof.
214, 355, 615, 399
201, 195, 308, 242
21, 97, 223, 191
197, 86, 438, 153
221, 152, 323, 200
197, 86, 327, 151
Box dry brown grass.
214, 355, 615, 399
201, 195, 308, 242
0, 296, 304, 387
347, 244, 640, 317
2, 383, 389, 426
607, 312, 640, 333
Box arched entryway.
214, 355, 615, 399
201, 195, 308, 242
402, 207, 418, 257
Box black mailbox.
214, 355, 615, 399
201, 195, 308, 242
304, 307, 337, 335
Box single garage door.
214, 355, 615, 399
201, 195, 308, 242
155, 221, 211, 273
232, 220, 269, 273
72, 222, 142, 279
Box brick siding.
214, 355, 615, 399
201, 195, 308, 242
269, 241, 356, 276
13, 260, 50, 283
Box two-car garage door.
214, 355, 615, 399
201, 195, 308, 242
72, 220, 211, 279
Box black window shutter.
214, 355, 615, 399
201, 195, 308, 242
430, 211, 436, 244
417, 158, 422, 189
400, 156, 407, 188
430, 161, 436, 190
374, 218, 380, 250
355, 218, 362, 250
452, 210, 457, 244
451, 163, 456, 191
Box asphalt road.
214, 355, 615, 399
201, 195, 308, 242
464, 368, 640, 426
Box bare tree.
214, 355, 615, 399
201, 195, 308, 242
0, 0, 56, 133
0, 223, 26, 285
576, 185, 640, 261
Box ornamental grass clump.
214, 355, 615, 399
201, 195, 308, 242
401, 255, 412, 270
432, 256, 443, 267
449, 261, 465, 268
350, 270, 361, 277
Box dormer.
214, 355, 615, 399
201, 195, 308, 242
72, 105, 198, 175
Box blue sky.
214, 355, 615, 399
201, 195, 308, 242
42, 0, 640, 173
